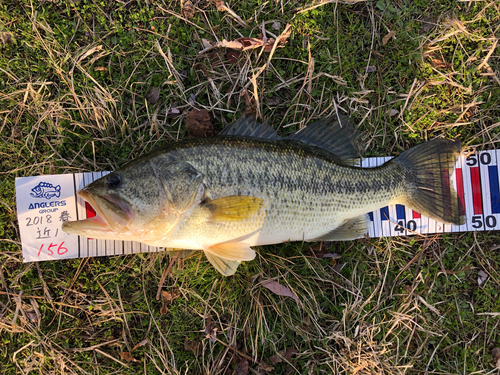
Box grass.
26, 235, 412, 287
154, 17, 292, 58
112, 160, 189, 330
1, 0, 500, 373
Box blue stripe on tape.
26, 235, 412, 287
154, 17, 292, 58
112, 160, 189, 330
489, 165, 500, 214
396, 205, 405, 220
381, 206, 389, 220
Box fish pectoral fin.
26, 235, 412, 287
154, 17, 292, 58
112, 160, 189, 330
311, 214, 370, 242
204, 242, 256, 276
205, 196, 263, 222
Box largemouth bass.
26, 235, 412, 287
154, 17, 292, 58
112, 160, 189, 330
63, 116, 464, 275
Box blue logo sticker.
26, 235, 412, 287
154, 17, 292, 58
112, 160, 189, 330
30, 182, 61, 200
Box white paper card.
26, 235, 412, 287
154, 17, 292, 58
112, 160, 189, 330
15, 174, 80, 262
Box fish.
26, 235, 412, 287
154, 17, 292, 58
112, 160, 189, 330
30, 182, 61, 200
62, 115, 465, 276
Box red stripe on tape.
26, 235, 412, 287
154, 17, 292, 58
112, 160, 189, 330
470, 167, 483, 215
456, 168, 466, 216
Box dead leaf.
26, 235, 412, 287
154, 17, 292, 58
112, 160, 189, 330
215, 0, 226, 11
160, 305, 169, 315
492, 347, 500, 368
181, 0, 195, 19
25, 310, 39, 323
268, 347, 297, 365
167, 108, 182, 118
11, 125, 22, 138
235, 357, 249, 375
120, 351, 140, 363
200, 33, 289, 54
188, 93, 196, 106
282, 347, 297, 362
0, 32, 15, 47
94, 66, 107, 72
201, 38, 212, 50
389, 108, 399, 117
266, 96, 281, 106
365, 66, 376, 73
420, 17, 436, 33
184, 337, 200, 355
426, 52, 452, 69
204, 319, 218, 344
161, 289, 181, 305
185, 109, 215, 138
146, 87, 160, 104
322, 253, 339, 259
131, 339, 148, 351
258, 362, 274, 373
241, 89, 256, 118
382, 30, 395, 46
478, 270, 489, 286
227, 50, 243, 65
261, 280, 298, 303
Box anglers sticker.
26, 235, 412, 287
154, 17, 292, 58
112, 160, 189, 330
14, 150, 500, 263
30, 181, 62, 200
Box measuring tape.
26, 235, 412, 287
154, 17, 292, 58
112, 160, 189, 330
15, 150, 500, 262
362, 150, 500, 238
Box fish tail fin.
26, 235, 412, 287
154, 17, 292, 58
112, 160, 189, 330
393, 138, 465, 225
55, 185, 61, 198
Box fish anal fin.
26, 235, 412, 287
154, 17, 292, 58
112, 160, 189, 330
205, 196, 263, 222
311, 214, 370, 241
204, 242, 256, 276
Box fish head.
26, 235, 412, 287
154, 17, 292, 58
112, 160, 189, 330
62, 155, 205, 241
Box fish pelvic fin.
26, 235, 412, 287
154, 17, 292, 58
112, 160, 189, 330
205, 195, 264, 222
310, 214, 370, 241
393, 138, 465, 225
165, 248, 198, 258
204, 242, 256, 276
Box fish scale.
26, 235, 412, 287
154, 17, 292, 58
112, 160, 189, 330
155, 139, 421, 248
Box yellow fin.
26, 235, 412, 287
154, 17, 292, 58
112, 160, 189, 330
205, 253, 241, 276
205, 242, 255, 261
205, 195, 263, 222
204, 242, 256, 276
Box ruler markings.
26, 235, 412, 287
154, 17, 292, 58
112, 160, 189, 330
370, 156, 383, 238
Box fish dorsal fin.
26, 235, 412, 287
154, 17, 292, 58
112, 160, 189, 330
205, 195, 264, 222
219, 116, 282, 141
287, 115, 364, 165
204, 242, 256, 276
310, 214, 370, 241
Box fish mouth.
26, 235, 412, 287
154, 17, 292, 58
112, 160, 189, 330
62, 190, 130, 234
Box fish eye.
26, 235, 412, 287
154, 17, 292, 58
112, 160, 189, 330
107, 173, 122, 189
